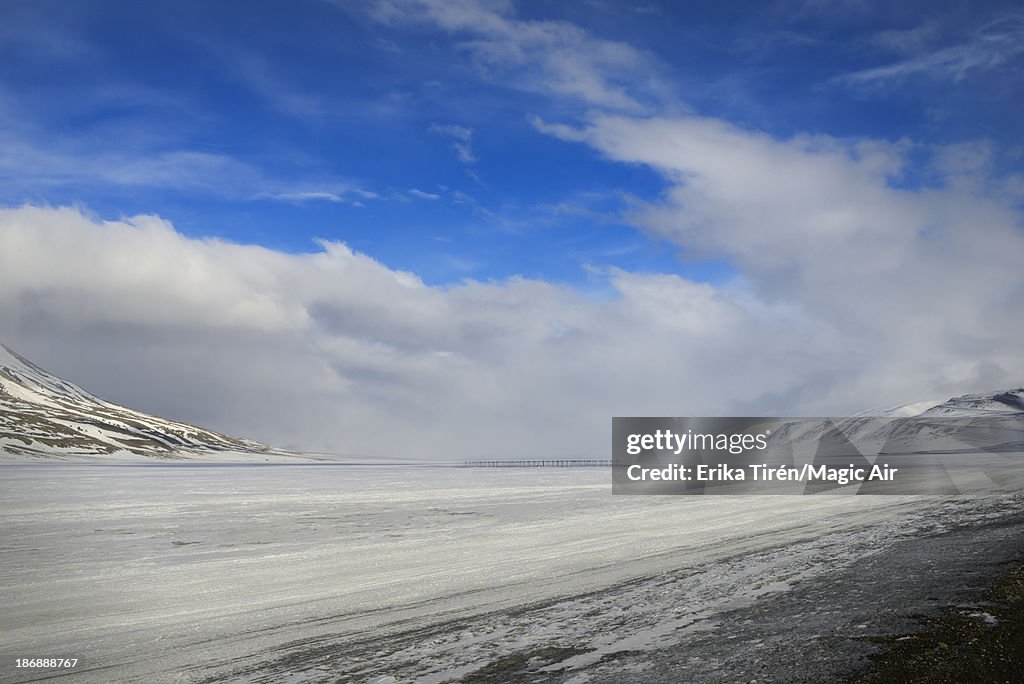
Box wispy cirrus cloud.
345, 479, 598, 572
864, 21, 942, 56
408, 187, 442, 200
221, 51, 328, 123
0, 136, 259, 196
430, 123, 478, 164
836, 12, 1024, 87
193, 40, 330, 123
258, 186, 379, 205
0, 113, 376, 206
350, 0, 673, 113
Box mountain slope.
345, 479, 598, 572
767, 387, 1024, 462
920, 388, 1024, 417
0, 344, 290, 460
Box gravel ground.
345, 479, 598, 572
549, 503, 1024, 683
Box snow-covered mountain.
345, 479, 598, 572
852, 389, 1024, 419
0, 343, 297, 460
766, 387, 1024, 463
918, 388, 1024, 417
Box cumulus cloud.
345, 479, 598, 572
534, 113, 1024, 409
3, 170, 1021, 461
2, 204, 847, 460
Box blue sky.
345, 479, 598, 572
3, 0, 1021, 286
2, 1, 1023, 457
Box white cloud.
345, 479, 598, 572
408, 187, 442, 200
0, 128, 375, 205
837, 12, 1024, 87
1, 204, 852, 460
210, 47, 327, 122
3, 174, 1021, 461
534, 113, 1024, 410
430, 123, 478, 164
258, 185, 379, 205
0, 139, 258, 194
357, 0, 671, 112
865, 22, 941, 56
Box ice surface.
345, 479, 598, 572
1, 464, 1019, 682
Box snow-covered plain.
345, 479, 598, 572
3, 464, 1022, 683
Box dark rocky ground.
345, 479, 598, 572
481, 503, 1024, 684
850, 557, 1024, 684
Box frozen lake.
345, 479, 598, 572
1, 464, 1022, 682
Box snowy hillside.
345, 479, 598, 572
920, 388, 1024, 416
768, 387, 1024, 462
0, 344, 294, 460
